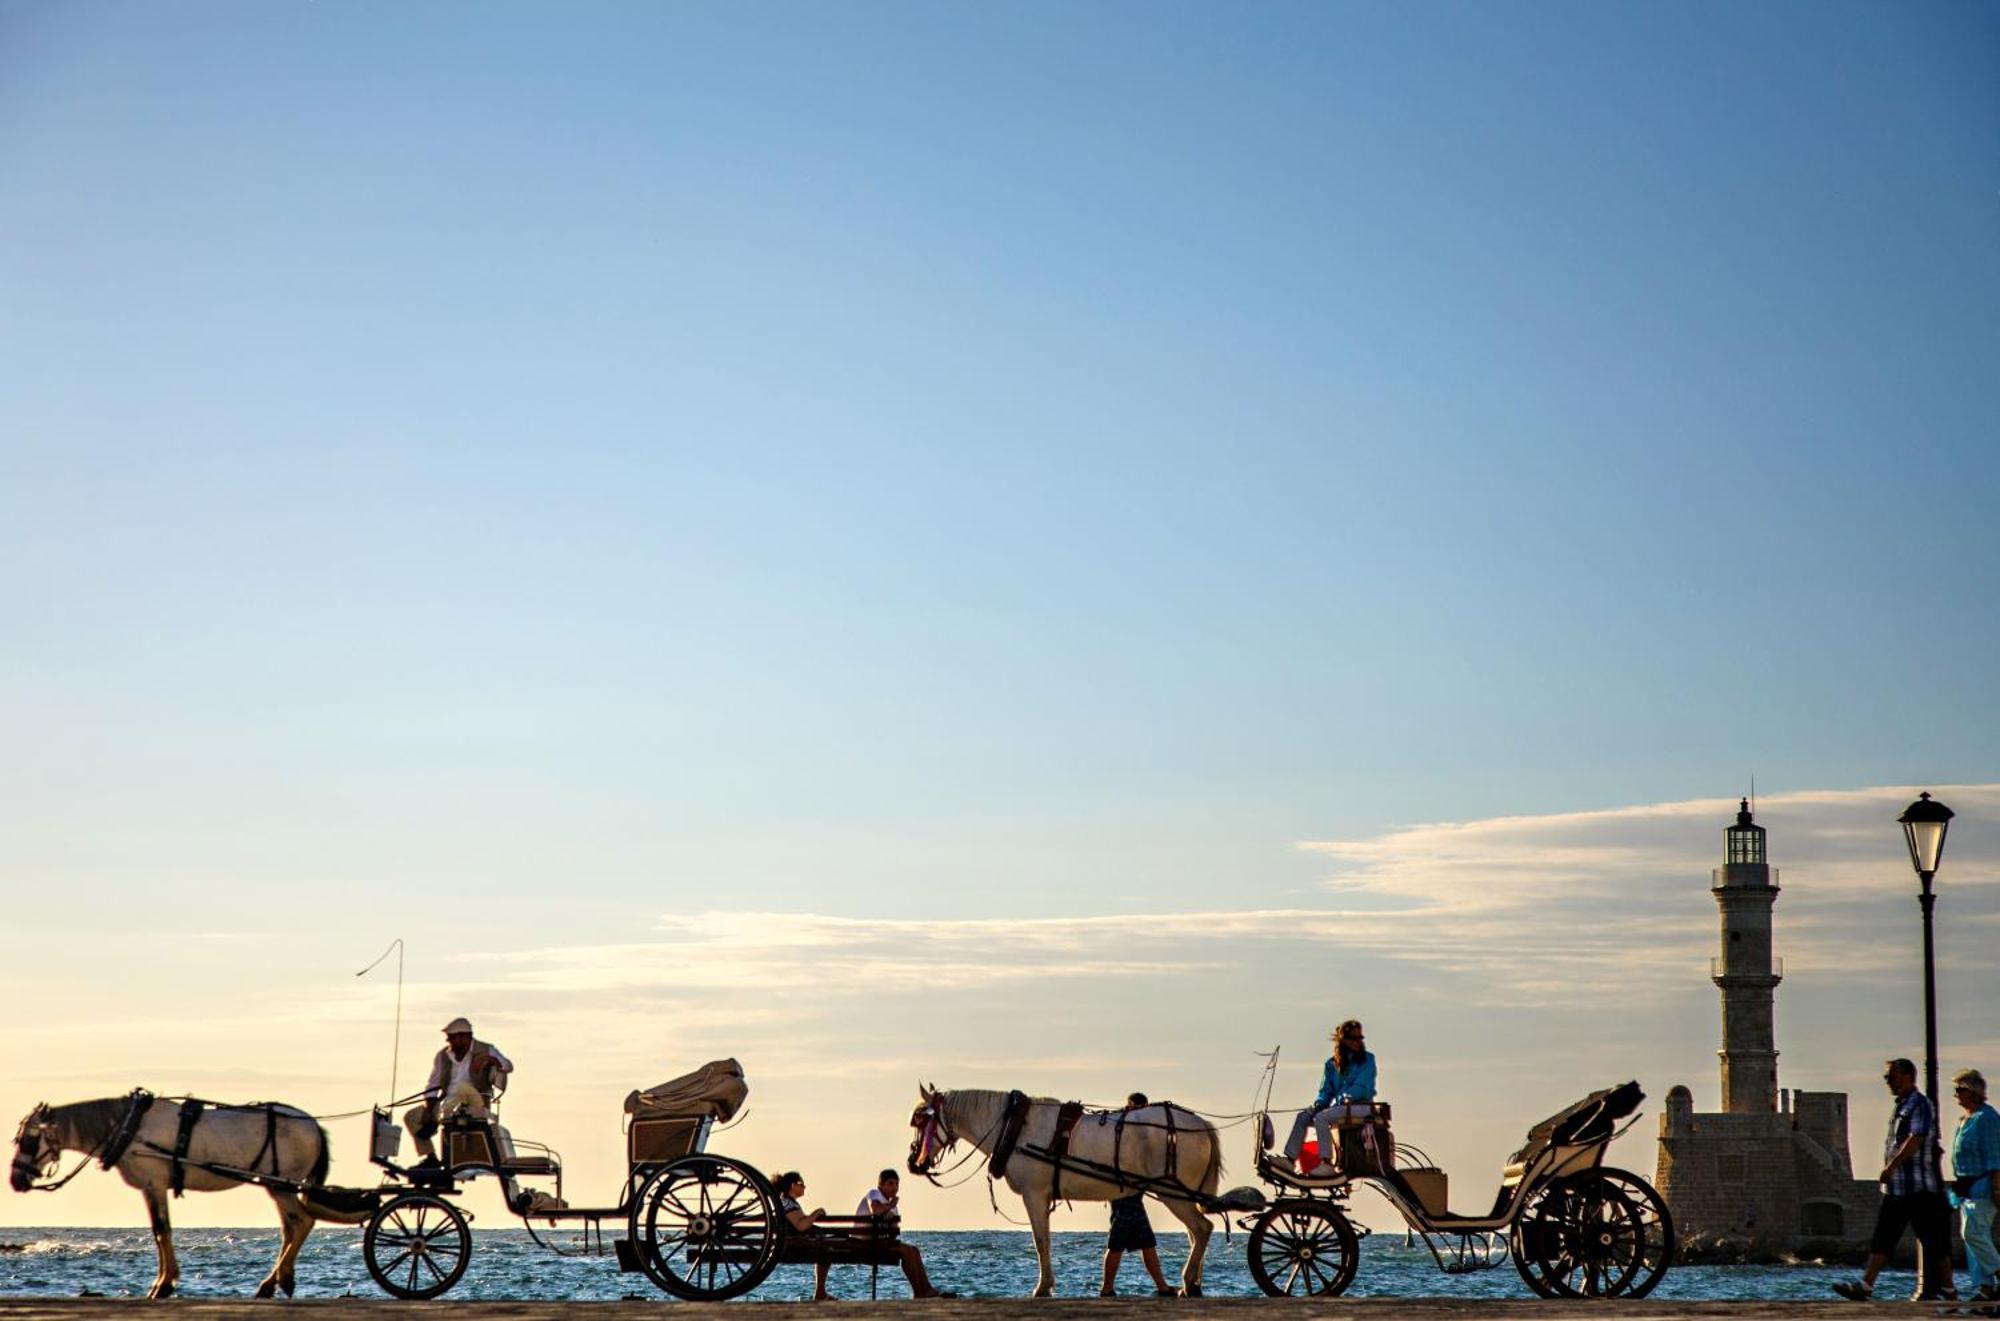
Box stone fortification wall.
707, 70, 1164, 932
1657, 1095, 1877, 1250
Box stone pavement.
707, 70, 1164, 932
0, 1300, 1978, 1320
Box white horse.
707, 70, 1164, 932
11, 1090, 357, 1299
908, 1084, 1223, 1297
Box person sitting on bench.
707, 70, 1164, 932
776, 1171, 834, 1301
855, 1169, 949, 1298
1283, 1019, 1389, 1176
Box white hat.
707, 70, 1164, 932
442, 1017, 473, 1035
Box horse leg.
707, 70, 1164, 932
142, 1187, 178, 1300
1023, 1193, 1056, 1298
1160, 1197, 1212, 1297
280, 1196, 316, 1298
259, 1190, 312, 1298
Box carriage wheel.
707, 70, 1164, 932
1246, 1199, 1361, 1297
1510, 1172, 1648, 1298
1587, 1168, 1674, 1297
364, 1192, 471, 1300
628, 1155, 781, 1300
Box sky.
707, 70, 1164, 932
2, 0, 1997, 1234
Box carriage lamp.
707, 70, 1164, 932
1897, 791, 1955, 1115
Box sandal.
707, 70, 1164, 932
1831, 1281, 1871, 1302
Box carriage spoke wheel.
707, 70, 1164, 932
364, 1192, 471, 1300
1247, 1199, 1360, 1297
1511, 1173, 1651, 1299
1588, 1167, 1674, 1298
629, 1155, 780, 1301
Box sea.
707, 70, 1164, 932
0, 1227, 1884, 1303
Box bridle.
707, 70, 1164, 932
11, 1105, 85, 1193
907, 1091, 1002, 1187
908, 1095, 953, 1183
12, 1099, 126, 1194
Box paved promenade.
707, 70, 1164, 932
0, 1301, 1967, 1320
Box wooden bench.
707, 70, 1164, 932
713, 1215, 907, 1299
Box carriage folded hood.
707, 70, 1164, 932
1506, 1081, 1643, 1166
624, 1059, 748, 1121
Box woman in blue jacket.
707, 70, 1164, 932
1282, 1020, 1381, 1177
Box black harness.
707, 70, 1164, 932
168, 1100, 205, 1197
97, 1090, 155, 1170
1046, 1101, 1085, 1205
988, 1090, 1031, 1179
133, 1099, 293, 1198
1101, 1104, 1179, 1191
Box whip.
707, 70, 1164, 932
354, 938, 405, 1104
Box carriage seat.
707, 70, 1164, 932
623, 1060, 740, 1167
440, 1114, 560, 1176
627, 1115, 711, 1167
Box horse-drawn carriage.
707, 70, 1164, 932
908, 1051, 1675, 1300
12, 1061, 896, 1302
356, 1058, 896, 1301
1239, 1056, 1674, 1298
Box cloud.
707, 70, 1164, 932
1295, 783, 2000, 995
412, 784, 1999, 1020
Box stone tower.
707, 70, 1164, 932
1659, 799, 1884, 1250
1713, 798, 1780, 1113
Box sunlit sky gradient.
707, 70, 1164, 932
3, 1, 1997, 1232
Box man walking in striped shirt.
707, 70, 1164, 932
1833, 1058, 1956, 1302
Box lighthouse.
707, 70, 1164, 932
1656, 797, 1877, 1249
1713, 798, 1780, 1113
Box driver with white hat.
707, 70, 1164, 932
403, 1017, 514, 1164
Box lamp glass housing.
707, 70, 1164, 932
1898, 793, 1954, 877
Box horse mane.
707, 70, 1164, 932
49, 1096, 129, 1152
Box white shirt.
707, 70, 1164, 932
428, 1042, 513, 1098
856, 1188, 899, 1222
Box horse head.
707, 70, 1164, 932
908, 1084, 951, 1177
10, 1104, 56, 1193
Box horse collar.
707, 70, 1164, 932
98, 1090, 155, 1170
988, 1090, 1031, 1179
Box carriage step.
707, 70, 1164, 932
612, 1238, 640, 1272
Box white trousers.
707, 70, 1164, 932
1964, 1198, 2000, 1290
1282, 1103, 1374, 1165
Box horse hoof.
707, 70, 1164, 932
1180, 1287, 1202, 1298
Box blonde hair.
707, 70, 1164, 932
1952, 1068, 1987, 1096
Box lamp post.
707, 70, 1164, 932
1898, 791, 1954, 1114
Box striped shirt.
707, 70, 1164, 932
1884, 1089, 1943, 1196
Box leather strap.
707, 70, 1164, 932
169, 1100, 204, 1197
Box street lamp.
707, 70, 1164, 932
1898, 791, 1955, 1113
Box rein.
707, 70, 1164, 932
29, 1150, 99, 1193
914, 1097, 1010, 1189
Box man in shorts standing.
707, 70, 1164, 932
1833, 1058, 1956, 1302
1102, 1094, 1174, 1297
